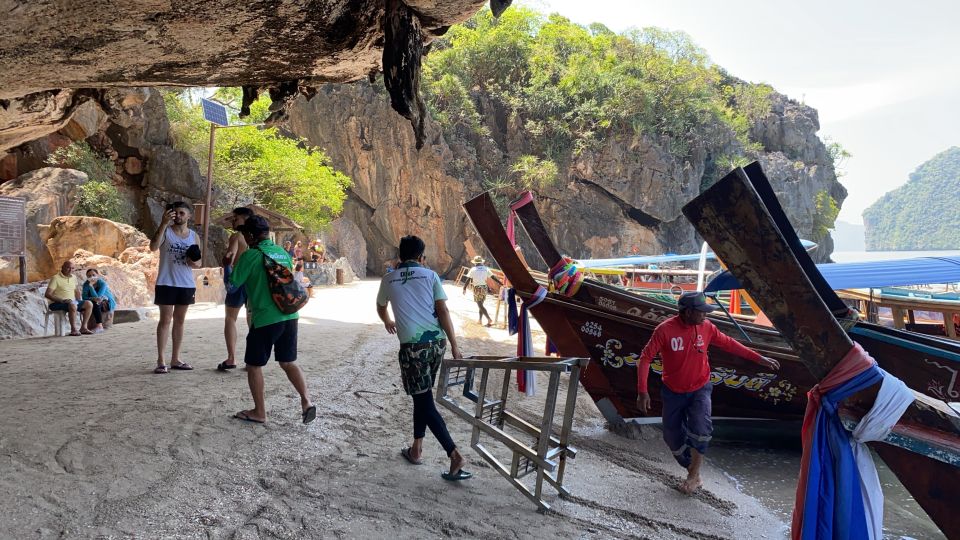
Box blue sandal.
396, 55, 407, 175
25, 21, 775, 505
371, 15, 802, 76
441, 469, 472, 481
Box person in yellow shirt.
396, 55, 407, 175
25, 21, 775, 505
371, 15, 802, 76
44, 260, 95, 336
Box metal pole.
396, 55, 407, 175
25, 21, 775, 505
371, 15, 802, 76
19, 255, 26, 284
202, 123, 216, 266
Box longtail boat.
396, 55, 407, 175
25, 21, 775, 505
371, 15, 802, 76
682, 164, 960, 539
465, 192, 814, 423
509, 181, 960, 407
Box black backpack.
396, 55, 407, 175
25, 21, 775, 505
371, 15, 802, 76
254, 247, 309, 314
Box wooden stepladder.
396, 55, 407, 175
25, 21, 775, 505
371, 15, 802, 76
436, 355, 589, 511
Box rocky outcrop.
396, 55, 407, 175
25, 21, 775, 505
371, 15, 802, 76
0, 1, 498, 154
286, 80, 845, 273
40, 216, 150, 268
304, 258, 358, 287
70, 250, 154, 309
0, 167, 87, 283
322, 218, 368, 278
287, 85, 468, 276
0, 283, 49, 340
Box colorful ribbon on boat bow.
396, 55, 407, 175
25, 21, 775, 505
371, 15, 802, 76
792, 343, 914, 540
505, 190, 535, 247
514, 285, 547, 396
549, 257, 584, 297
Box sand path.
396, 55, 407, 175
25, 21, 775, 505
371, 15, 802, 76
0, 280, 785, 539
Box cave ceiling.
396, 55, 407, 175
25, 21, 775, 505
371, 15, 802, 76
0, 0, 506, 153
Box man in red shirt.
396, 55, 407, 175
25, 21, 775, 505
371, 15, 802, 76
636, 291, 780, 494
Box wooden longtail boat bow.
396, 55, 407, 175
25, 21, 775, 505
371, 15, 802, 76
682, 166, 960, 537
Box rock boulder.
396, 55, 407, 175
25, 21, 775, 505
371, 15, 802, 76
0, 283, 49, 340
69, 250, 153, 309
0, 167, 87, 283
40, 216, 150, 267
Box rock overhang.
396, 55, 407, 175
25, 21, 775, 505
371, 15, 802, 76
0, 0, 506, 153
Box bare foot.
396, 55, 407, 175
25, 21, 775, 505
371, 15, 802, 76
679, 475, 702, 495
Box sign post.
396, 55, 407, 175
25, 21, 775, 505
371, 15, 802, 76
0, 196, 27, 283
199, 98, 229, 265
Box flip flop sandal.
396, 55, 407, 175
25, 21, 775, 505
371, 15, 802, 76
233, 411, 265, 424
302, 405, 317, 424
154, 365, 169, 374
69, 331, 81, 337
171, 362, 194, 370
441, 469, 472, 482
217, 362, 237, 371
401, 447, 423, 465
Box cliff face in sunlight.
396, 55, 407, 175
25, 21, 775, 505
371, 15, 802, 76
287, 82, 845, 275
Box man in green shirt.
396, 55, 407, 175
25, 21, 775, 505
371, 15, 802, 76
228, 215, 316, 425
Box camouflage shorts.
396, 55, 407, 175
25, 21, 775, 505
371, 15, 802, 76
398, 339, 446, 395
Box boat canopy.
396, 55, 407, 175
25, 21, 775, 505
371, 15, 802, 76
705, 256, 960, 292
575, 240, 816, 270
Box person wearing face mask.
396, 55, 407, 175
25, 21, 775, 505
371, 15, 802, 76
635, 291, 781, 495
81, 268, 115, 332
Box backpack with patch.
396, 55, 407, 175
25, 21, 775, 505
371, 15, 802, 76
255, 247, 309, 314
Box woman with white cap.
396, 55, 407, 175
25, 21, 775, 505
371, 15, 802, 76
462, 255, 502, 327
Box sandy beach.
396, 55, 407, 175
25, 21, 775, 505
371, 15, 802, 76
0, 280, 786, 539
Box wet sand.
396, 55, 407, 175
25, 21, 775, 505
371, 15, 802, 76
0, 280, 786, 539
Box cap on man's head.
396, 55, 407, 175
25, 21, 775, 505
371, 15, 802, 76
677, 291, 717, 313
236, 215, 270, 237
472, 255, 485, 265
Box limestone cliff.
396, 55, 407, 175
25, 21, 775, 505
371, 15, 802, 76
286, 81, 846, 275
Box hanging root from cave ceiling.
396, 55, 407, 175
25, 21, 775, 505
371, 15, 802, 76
382, 0, 427, 149
238, 0, 511, 149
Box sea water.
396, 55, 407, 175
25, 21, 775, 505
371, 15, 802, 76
708, 440, 945, 539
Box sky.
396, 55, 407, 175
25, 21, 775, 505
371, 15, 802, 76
533, 0, 960, 224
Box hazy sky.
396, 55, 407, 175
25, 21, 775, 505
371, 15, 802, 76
534, 0, 960, 224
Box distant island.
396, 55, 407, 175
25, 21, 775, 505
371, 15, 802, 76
831, 220, 866, 251
863, 146, 960, 250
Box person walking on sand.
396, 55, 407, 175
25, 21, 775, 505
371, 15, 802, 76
219, 207, 254, 371
377, 235, 472, 481
462, 255, 502, 327
150, 202, 202, 373
635, 291, 780, 494
45, 260, 96, 336
228, 215, 315, 425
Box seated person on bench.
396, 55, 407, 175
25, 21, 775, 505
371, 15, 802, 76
82, 268, 115, 331
45, 260, 96, 336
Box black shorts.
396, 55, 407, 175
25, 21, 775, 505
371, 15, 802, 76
244, 319, 298, 367
154, 285, 196, 306
49, 301, 76, 311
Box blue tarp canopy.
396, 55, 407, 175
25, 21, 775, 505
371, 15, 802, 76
575, 240, 815, 270
704, 256, 960, 292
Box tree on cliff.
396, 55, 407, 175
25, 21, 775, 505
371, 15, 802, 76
421, 7, 772, 169
163, 89, 351, 232
863, 147, 960, 250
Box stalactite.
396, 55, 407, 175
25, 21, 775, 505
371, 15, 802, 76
382, 0, 426, 150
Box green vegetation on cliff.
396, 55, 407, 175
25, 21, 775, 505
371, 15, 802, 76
422, 7, 771, 173
863, 147, 960, 250
46, 141, 129, 223
163, 89, 351, 232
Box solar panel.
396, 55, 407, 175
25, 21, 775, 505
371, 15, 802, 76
201, 98, 229, 126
